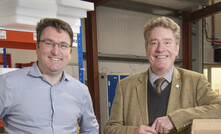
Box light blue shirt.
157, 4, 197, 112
0, 63, 99, 134
149, 67, 174, 91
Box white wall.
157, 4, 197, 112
96, 6, 152, 56
96, 6, 151, 75
99, 61, 149, 75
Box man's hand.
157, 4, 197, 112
151, 116, 174, 134
135, 125, 157, 134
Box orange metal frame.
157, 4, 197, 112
0, 29, 36, 50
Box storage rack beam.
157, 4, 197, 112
85, 10, 101, 126
0, 29, 36, 50
3, 48, 7, 68
78, 24, 84, 84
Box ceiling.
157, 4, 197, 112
130, 0, 208, 10
88, 0, 209, 16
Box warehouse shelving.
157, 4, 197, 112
0, 29, 36, 50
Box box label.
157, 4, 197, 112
0, 30, 6, 39
33, 32, 37, 41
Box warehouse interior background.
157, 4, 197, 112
0, 0, 221, 133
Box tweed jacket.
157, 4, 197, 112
104, 67, 221, 134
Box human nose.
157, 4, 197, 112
51, 43, 59, 55
52, 42, 60, 48
156, 42, 164, 52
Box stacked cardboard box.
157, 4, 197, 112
191, 119, 221, 134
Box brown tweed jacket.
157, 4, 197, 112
104, 67, 221, 134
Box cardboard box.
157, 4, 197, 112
191, 119, 221, 134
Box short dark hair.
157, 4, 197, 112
36, 18, 73, 46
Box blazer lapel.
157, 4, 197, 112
167, 68, 182, 115
136, 70, 149, 124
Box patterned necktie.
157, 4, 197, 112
155, 78, 166, 93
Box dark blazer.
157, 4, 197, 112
104, 67, 221, 134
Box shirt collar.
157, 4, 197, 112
28, 62, 70, 82
149, 66, 174, 85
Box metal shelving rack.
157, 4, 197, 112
77, 23, 84, 83
2, 48, 7, 68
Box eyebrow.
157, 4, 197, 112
149, 39, 158, 42
41, 39, 69, 44
40, 38, 53, 41
149, 38, 173, 42
163, 38, 173, 41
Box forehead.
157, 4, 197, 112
41, 26, 71, 42
41, 27, 64, 36
149, 27, 175, 40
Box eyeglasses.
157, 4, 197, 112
39, 40, 71, 50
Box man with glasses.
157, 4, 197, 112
0, 18, 99, 134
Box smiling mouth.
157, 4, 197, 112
156, 55, 167, 59
50, 57, 61, 61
